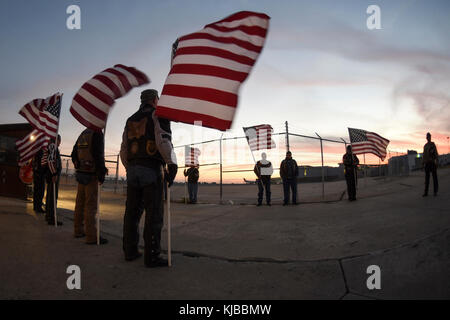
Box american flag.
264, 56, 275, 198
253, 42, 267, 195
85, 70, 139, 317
185, 146, 201, 167
156, 11, 270, 131
16, 129, 49, 166
243, 124, 276, 152
70, 64, 150, 132
17, 93, 61, 166
19, 93, 61, 139
348, 128, 390, 160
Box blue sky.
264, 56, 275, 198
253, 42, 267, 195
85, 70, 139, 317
1, 0, 449, 179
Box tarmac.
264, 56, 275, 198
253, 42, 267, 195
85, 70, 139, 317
0, 169, 449, 299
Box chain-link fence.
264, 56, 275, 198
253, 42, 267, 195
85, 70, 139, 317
60, 153, 122, 193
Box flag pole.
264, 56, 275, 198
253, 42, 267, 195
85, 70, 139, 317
53, 93, 63, 227
97, 126, 105, 245
166, 180, 172, 267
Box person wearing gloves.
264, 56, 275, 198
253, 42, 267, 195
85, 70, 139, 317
120, 89, 178, 268
71, 128, 108, 244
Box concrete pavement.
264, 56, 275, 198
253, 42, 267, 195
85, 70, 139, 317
0, 169, 449, 299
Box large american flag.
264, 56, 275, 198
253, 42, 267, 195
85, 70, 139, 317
17, 93, 61, 166
156, 11, 270, 131
19, 93, 61, 139
185, 146, 201, 167
243, 124, 276, 152
70, 64, 150, 132
348, 128, 390, 160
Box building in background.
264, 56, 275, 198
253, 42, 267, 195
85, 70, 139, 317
0, 123, 33, 199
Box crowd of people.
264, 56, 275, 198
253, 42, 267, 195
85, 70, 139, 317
30, 89, 441, 268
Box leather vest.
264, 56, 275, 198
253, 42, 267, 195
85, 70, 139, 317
77, 130, 96, 173
126, 109, 164, 166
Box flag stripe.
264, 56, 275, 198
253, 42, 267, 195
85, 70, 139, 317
206, 24, 268, 37
157, 106, 232, 131
173, 54, 253, 74
180, 32, 263, 53
175, 46, 255, 66
164, 74, 240, 93
200, 27, 266, 47
177, 38, 260, 60
162, 84, 237, 107
70, 64, 150, 131
170, 64, 248, 82
158, 95, 235, 121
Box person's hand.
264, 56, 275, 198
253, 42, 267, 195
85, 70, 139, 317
165, 163, 178, 187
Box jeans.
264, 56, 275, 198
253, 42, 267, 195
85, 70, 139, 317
188, 182, 198, 203
123, 165, 164, 264
74, 178, 99, 242
45, 175, 59, 222
282, 178, 297, 204
257, 176, 271, 204
33, 170, 46, 210
345, 172, 357, 200
424, 162, 438, 195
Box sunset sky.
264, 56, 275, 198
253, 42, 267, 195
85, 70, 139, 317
1, 0, 449, 183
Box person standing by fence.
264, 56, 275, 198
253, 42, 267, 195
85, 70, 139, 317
422, 132, 439, 197
71, 128, 108, 244
184, 166, 199, 204
343, 145, 359, 201
280, 151, 299, 206
254, 152, 273, 206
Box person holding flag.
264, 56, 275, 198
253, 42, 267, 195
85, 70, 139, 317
254, 152, 273, 206
120, 89, 178, 267
32, 148, 46, 213
71, 128, 108, 244
342, 145, 359, 201
44, 135, 62, 225
184, 165, 199, 204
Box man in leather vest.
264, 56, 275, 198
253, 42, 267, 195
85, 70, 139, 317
71, 128, 108, 244
254, 152, 273, 206
120, 89, 178, 268
343, 145, 359, 201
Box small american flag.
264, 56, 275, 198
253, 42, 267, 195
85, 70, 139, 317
70, 64, 150, 132
185, 146, 201, 167
243, 124, 276, 152
156, 11, 270, 131
19, 93, 61, 139
348, 128, 390, 160
16, 129, 49, 166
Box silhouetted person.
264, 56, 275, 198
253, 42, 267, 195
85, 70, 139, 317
120, 89, 178, 267
45, 135, 62, 225
184, 166, 199, 204
32, 148, 46, 213
254, 152, 273, 206
343, 145, 359, 201
71, 128, 108, 244
280, 151, 299, 205
422, 132, 439, 197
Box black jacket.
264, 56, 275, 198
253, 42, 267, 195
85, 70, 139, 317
71, 129, 107, 183
184, 167, 199, 183
280, 158, 298, 180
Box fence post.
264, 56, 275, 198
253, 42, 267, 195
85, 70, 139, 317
316, 132, 325, 200
285, 121, 290, 152
114, 154, 119, 193
65, 159, 69, 183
